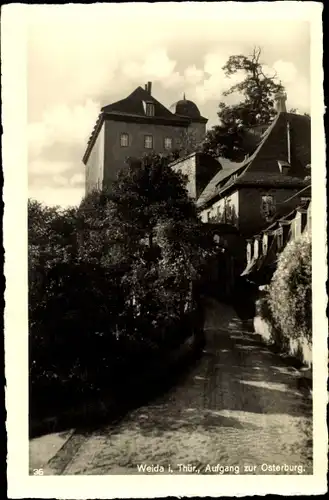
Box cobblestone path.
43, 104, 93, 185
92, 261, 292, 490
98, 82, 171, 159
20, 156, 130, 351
45, 300, 312, 475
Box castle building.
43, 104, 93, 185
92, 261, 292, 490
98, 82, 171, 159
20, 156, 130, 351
171, 92, 311, 239
82, 83, 311, 299
83, 82, 207, 194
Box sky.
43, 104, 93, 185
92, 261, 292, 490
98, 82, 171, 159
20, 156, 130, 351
27, 3, 311, 208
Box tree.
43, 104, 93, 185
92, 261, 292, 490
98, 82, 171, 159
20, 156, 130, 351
76, 154, 216, 348
202, 47, 284, 161
170, 129, 202, 160
28, 155, 216, 422
289, 109, 310, 118
268, 230, 312, 346
28, 199, 79, 267
101, 153, 198, 247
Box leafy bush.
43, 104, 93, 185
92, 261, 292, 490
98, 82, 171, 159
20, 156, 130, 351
28, 155, 214, 421
255, 295, 288, 350
268, 231, 312, 346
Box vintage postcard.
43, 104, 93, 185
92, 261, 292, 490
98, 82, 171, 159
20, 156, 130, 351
3, 1, 327, 498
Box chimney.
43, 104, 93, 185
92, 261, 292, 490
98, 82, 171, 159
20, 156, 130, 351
274, 91, 287, 113
147, 81, 152, 95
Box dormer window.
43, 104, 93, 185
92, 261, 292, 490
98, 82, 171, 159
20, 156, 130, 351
246, 240, 252, 264
254, 238, 259, 260
262, 234, 268, 255
291, 219, 297, 240
294, 212, 302, 238
307, 203, 312, 230
145, 102, 155, 117
277, 228, 284, 250
261, 194, 276, 221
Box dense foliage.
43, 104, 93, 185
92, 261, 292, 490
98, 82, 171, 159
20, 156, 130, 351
29, 154, 215, 421
268, 231, 312, 345
202, 47, 284, 160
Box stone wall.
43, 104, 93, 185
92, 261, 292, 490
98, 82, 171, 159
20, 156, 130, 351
103, 119, 187, 184
171, 153, 220, 200
170, 154, 197, 199
253, 296, 312, 368
187, 121, 206, 146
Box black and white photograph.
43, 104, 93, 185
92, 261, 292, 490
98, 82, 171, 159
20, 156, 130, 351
3, 2, 327, 497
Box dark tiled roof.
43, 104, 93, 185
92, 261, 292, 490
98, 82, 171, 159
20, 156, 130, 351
197, 117, 281, 206
197, 111, 311, 208
83, 87, 197, 163
101, 86, 187, 122
242, 112, 310, 176
83, 86, 194, 164
170, 99, 207, 123
196, 159, 248, 207
236, 172, 309, 186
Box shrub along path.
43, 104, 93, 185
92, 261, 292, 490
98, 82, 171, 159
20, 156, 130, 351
31, 299, 312, 475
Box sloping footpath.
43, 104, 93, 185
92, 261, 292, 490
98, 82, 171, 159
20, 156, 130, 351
29, 328, 205, 474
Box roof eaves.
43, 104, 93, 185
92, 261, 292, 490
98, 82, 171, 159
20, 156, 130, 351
196, 160, 248, 207
197, 178, 240, 208
239, 113, 281, 176
169, 151, 198, 167
103, 110, 190, 125
82, 112, 105, 164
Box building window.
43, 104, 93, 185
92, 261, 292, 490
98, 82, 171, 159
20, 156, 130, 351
120, 133, 129, 147
294, 213, 302, 238
207, 210, 211, 222
307, 206, 312, 230
144, 135, 153, 149
145, 103, 155, 116
164, 137, 172, 150
261, 194, 276, 221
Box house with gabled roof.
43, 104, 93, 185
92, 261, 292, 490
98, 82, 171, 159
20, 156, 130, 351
241, 188, 311, 285
171, 92, 311, 239
83, 82, 207, 194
